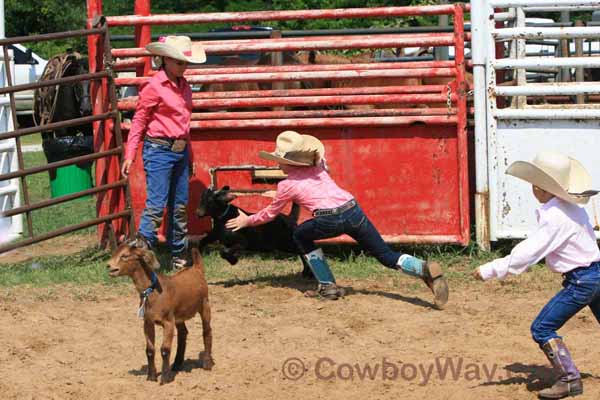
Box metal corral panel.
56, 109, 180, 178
98, 3, 470, 245
490, 120, 600, 240
128, 126, 466, 243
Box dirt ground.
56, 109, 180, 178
1, 278, 600, 400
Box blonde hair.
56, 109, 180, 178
152, 56, 164, 68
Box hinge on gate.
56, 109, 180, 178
446, 83, 453, 112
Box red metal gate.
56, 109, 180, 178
87, 2, 470, 245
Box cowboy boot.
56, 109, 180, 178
539, 338, 583, 399
303, 248, 344, 300
397, 255, 449, 310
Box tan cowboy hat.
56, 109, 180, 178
146, 36, 206, 64
259, 130, 325, 167
507, 151, 598, 205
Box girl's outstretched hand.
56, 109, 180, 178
225, 210, 249, 232
472, 267, 484, 281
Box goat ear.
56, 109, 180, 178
142, 250, 161, 271
221, 185, 230, 191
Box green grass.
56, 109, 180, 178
0, 241, 559, 296
16, 151, 96, 237
20, 133, 42, 146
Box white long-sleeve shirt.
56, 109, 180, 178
480, 197, 600, 280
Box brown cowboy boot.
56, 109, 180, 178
397, 255, 449, 309
302, 249, 344, 300
539, 338, 583, 399
304, 283, 345, 300
423, 261, 449, 310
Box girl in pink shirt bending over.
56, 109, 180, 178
226, 130, 449, 309
473, 151, 600, 399
121, 36, 205, 269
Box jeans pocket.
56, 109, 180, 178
314, 216, 341, 237
344, 206, 366, 230
566, 279, 598, 305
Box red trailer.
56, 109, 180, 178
86, 2, 470, 245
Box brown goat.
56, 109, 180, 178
107, 243, 213, 384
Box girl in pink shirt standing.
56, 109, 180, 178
121, 36, 205, 269
473, 151, 600, 399
226, 130, 449, 309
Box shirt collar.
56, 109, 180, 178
156, 69, 184, 89
286, 165, 321, 178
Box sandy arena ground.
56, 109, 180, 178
1, 278, 600, 400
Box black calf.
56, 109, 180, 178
196, 186, 313, 278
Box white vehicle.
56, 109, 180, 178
9, 44, 47, 116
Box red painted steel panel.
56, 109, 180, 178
118, 93, 455, 110
126, 127, 464, 243
94, 3, 471, 245
106, 5, 459, 27
112, 35, 456, 57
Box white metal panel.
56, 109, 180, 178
495, 83, 600, 96
492, 120, 600, 239
0, 48, 22, 243
473, 0, 600, 245
493, 27, 600, 39
495, 108, 600, 118
490, 0, 600, 7
494, 57, 600, 69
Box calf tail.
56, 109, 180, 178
191, 248, 205, 274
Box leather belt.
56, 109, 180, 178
146, 136, 187, 152
313, 199, 357, 217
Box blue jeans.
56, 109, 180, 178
138, 140, 189, 256
531, 261, 600, 345
293, 203, 401, 268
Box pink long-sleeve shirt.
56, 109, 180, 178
479, 197, 600, 280
124, 70, 193, 161
247, 165, 354, 226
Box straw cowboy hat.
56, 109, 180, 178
259, 130, 325, 167
507, 151, 598, 205
146, 35, 206, 64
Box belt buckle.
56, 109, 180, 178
171, 139, 186, 153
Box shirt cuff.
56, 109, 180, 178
246, 214, 258, 226
479, 263, 498, 281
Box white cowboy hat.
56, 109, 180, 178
259, 130, 325, 167
507, 151, 598, 205
146, 36, 206, 64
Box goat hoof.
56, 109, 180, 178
147, 374, 158, 382
202, 357, 214, 370
160, 372, 174, 385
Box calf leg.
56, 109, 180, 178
144, 319, 157, 381
172, 322, 188, 372
219, 247, 239, 265
159, 318, 176, 385
199, 298, 214, 370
